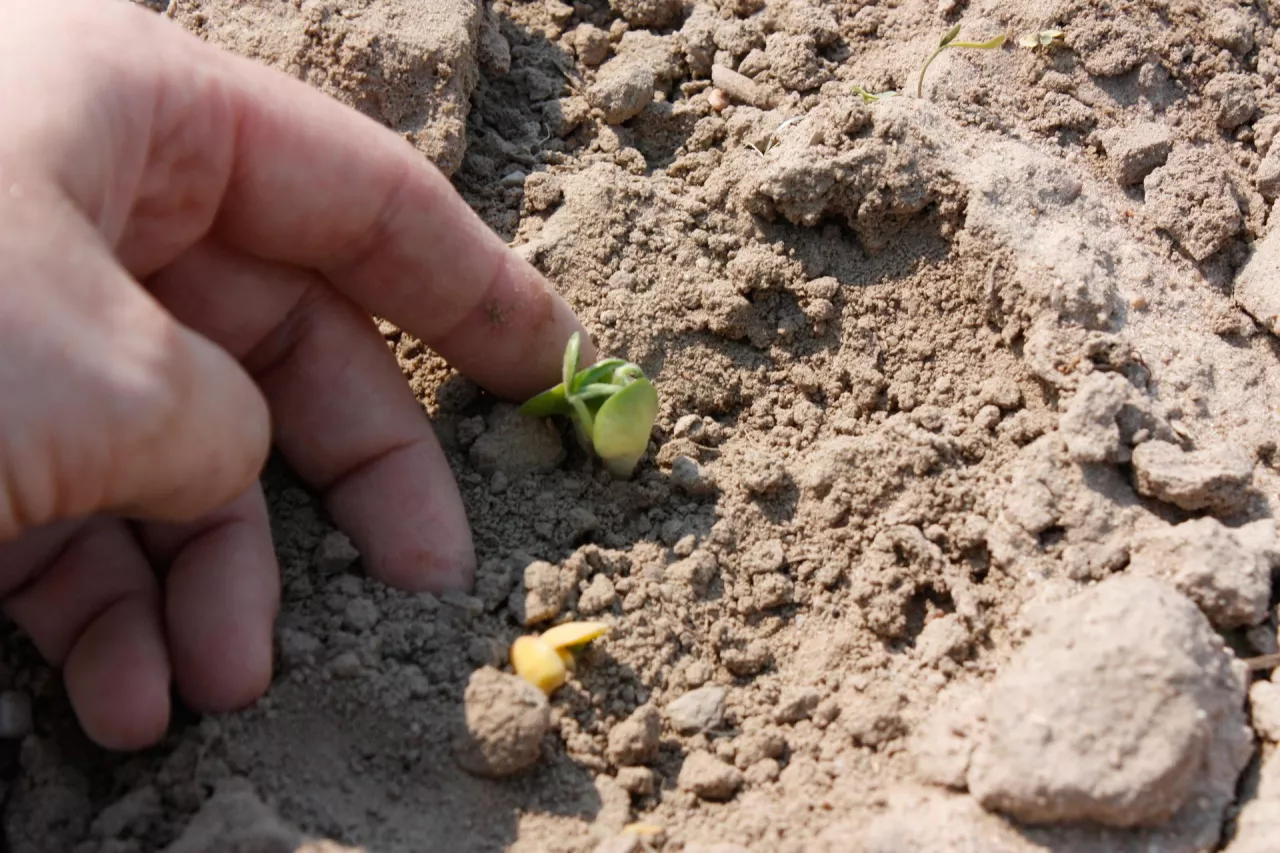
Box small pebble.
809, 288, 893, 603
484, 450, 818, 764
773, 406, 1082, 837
588, 59, 656, 125
722, 640, 771, 676
671, 455, 716, 496
775, 687, 820, 724
673, 534, 698, 557
607, 705, 661, 765
328, 652, 363, 680
708, 88, 729, 112
672, 415, 705, 439
667, 685, 727, 734
678, 751, 744, 801
616, 766, 656, 795
314, 531, 359, 573
343, 598, 380, 633
455, 667, 551, 778
579, 574, 618, 615
684, 660, 713, 688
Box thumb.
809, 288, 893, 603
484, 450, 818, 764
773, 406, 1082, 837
0, 184, 270, 538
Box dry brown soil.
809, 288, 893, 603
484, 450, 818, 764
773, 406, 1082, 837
7, 0, 1280, 851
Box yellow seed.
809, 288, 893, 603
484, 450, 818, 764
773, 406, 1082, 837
558, 647, 576, 673
623, 823, 666, 839
540, 621, 610, 651
510, 635, 568, 695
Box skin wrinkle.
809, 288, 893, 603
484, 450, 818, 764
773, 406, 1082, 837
120, 74, 237, 277
317, 164, 509, 347
5, 520, 150, 664
239, 274, 329, 384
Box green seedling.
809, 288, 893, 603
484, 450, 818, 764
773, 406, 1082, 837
917, 24, 1008, 98
853, 85, 900, 104
520, 332, 659, 479
1018, 29, 1065, 49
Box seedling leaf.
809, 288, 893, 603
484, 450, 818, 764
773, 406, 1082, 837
562, 331, 581, 394
917, 27, 1008, 98
575, 358, 628, 390
520, 384, 573, 417
592, 377, 659, 479
1019, 29, 1064, 48
853, 85, 900, 103
950, 34, 1007, 50
575, 382, 626, 401
569, 395, 595, 447
541, 621, 609, 650
522, 333, 660, 479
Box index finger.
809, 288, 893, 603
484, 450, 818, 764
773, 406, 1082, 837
32, 0, 592, 400
207, 45, 594, 399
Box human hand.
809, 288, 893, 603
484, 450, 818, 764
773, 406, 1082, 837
0, 0, 589, 750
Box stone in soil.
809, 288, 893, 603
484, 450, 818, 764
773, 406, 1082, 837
454, 667, 551, 778
1097, 122, 1171, 187
588, 58, 656, 125
1130, 439, 1255, 514
677, 751, 744, 801
966, 574, 1251, 828
606, 705, 661, 766
1234, 222, 1280, 335
666, 685, 727, 734
1143, 147, 1243, 261
1128, 517, 1276, 629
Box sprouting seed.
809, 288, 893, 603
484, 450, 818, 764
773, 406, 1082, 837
540, 620, 609, 650
1018, 29, 1064, 49
917, 25, 1008, 98
521, 332, 659, 479
510, 621, 612, 695
510, 635, 569, 695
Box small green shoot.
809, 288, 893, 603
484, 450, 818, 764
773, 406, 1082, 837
917, 25, 1007, 99
853, 85, 900, 104
520, 332, 659, 478
1018, 29, 1064, 49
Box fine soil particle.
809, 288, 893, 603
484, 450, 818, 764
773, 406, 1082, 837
9, 0, 1280, 851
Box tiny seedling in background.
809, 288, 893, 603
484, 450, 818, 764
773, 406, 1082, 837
520, 332, 659, 479
853, 84, 900, 103
917, 24, 1008, 98
1018, 29, 1065, 49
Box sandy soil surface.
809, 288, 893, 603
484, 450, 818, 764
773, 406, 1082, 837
6, 0, 1280, 851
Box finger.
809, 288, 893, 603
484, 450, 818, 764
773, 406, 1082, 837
0, 181, 270, 537
202, 51, 593, 400
5, 0, 591, 401
2, 518, 170, 750
137, 483, 279, 712
149, 240, 475, 592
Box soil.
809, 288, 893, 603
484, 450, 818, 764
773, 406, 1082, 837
6, 0, 1280, 851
